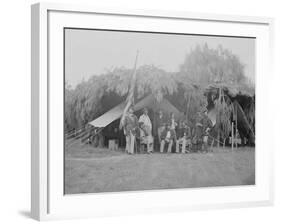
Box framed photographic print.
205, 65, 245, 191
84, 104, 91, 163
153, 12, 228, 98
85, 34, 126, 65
31, 2, 274, 221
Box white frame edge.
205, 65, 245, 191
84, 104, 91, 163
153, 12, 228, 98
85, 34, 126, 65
31, 2, 275, 221
31, 3, 48, 220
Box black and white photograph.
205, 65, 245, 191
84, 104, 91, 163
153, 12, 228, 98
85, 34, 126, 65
64, 28, 255, 194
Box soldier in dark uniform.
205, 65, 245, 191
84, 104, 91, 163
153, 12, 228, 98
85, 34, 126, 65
155, 110, 166, 145
168, 112, 178, 145
201, 110, 213, 152
122, 107, 138, 154
192, 112, 204, 152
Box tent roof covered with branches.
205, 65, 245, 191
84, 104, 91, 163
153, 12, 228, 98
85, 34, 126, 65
204, 82, 255, 145
204, 82, 255, 98
89, 94, 183, 128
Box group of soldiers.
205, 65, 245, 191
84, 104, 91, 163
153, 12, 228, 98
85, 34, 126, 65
121, 106, 213, 155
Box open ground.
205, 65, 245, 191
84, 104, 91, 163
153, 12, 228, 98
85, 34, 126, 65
65, 143, 255, 194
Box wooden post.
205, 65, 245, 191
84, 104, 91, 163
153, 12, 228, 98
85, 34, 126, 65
186, 93, 192, 121
231, 122, 234, 151
235, 104, 238, 149
217, 87, 221, 149
217, 130, 220, 148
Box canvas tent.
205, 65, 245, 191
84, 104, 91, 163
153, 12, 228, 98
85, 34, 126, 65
89, 101, 126, 128
89, 94, 182, 128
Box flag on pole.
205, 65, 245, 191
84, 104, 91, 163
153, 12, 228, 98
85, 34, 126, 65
119, 51, 139, 129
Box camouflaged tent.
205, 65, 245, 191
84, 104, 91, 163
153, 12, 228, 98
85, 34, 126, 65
89, 94, 182, 128
204, 83, 255, 145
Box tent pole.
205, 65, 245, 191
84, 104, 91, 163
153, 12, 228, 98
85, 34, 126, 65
217, 87, 222, 148
231, 122, 234, 151
235, 103, 238, 148
186, 92, 192, 121
153, 109, 156, 151
217, 130, 220, 148
119, 50, 139, 130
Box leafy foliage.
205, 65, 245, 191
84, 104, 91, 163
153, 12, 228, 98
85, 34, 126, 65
177, 43, 252, 134
65, 43, 253, 136
179, 44, 246, 86
181, 87, 208, 126
136, 65, 178, 101
64, 65, 178, 130
214, 89, 233, 139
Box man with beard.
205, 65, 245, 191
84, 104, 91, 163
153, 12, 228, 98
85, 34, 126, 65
122, 107, 138, 154
160, 123, 176, 153
138, 108, 153, 153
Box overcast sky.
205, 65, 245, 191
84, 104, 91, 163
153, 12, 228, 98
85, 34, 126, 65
65, 29, 255, 88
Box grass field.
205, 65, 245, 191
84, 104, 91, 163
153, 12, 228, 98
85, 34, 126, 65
64, 143, 255, 194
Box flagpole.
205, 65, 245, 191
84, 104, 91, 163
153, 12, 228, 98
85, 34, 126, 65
119, 51, 139, 129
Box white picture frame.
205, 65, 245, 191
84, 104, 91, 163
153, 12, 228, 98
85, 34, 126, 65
31, 2, 274, 221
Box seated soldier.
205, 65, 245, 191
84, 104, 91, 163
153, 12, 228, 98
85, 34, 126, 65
160, 124, 175, 153
176, 121, 192, 153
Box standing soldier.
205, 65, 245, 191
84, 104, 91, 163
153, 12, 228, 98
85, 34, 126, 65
122, 106, 138, 154
168, 112, 178, 146
139, 108, 152, 136
155, 109, 166, 146
139, 108, 153, 153
201, 110, 213, 152
192, 112, 204, 152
